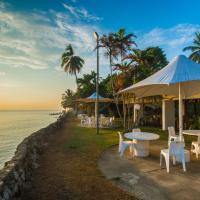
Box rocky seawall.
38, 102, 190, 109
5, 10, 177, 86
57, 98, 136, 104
0, 113, 68, 200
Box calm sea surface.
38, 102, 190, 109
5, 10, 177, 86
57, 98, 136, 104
0, 111, 57, 169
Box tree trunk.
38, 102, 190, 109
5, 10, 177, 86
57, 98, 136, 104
74, 71, 78, 90
109, 52, 123, 124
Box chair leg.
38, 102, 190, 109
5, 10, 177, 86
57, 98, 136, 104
118, 143, 121, 153
172, 155, 176, 165
120, 145, 127, 157
160, 153, 162, 167
165, 155, 170, 173
132, 144, 135, 157
182, 160, 186, 172
181, 151, 186, 172
129, 144, 133, 153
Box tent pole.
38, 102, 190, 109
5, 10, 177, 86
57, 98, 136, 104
122, 95, 126, 131
179, 83, 183, 141
95, 101, 97, 121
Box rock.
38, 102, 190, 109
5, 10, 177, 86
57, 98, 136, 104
0, 112, 69, 199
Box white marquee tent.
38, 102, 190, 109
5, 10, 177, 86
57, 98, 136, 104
119, 55, 200, 139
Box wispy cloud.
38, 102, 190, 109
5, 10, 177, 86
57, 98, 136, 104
138, 24, 200, 59
0, 2, 102, 72
0, 71, 6, 76
0, 81, 22, 88
63, 3, 103, 22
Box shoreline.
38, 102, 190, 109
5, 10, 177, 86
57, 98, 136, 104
0, 110, 58, 170
0, 112, 68, 200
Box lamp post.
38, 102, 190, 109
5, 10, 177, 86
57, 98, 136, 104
93, 31, 99, 134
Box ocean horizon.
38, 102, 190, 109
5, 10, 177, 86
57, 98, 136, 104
0, 110, 58, 169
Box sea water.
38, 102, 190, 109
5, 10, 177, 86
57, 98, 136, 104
0, 110, 57, 169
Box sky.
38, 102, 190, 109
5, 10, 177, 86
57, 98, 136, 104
0, 0, 200, 110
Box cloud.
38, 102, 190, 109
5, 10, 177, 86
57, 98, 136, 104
0, 2, 103, 71
63, 3, 102, 22
0, 71, 6, 76
137, 24, 200, 59
0, 81, 22, 88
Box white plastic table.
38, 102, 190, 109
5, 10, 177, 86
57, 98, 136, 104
183, 130, 200, 142
124, 132, 160, 157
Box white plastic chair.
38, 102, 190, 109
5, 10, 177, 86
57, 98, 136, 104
191, 136, 200, 158
132, 128, 141, 133
160, 141, 186, 173
168, 127, 180, 146
118, 132, 133, 157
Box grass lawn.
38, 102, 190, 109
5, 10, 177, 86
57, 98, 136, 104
22, 116, 196, 200
22, 117, 136, 200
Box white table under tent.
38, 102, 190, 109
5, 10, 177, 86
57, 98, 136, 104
118, 55, 200, 173
124, 132, 159, 157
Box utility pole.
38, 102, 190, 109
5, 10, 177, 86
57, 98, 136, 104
93, 32, 99, 134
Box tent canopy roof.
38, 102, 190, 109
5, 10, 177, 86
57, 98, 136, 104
119, 55, 200, 99
87, 92, 104, 99
77, 92, 114, 103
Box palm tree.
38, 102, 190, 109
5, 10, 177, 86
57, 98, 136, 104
99, 29, 137, 120
61, 44, 84, 88
99, 33, 118, 93
183, 32, 200, 63
113, 62, 133, 90
99, 33, 123, 119
124, 47, 167, 82
114, 28, 137, 61
124, 48, 147, 83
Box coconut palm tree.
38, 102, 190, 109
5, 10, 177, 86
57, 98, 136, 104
124, 47, 167, 82
183, 32, 200, 63
99, 29, 137, 120
99, 33, 118, 93
61, 44, 84, 88
114, 28, 137, 61
113, 62, 133, 90
99, 33, 123, 119
124, 48, 147, 83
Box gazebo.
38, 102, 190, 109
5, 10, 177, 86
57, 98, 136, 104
76, 92, 114, 117
78, 92, 114, 103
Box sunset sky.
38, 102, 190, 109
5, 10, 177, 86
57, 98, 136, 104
1, 0, 200, 110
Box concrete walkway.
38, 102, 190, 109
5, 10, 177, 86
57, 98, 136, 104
98, 141, 200, 200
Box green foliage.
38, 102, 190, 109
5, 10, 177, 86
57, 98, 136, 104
190, 116, 200, 129
124, 46, 168, 83
183, 32, 200, 63
61, 30, 169, 111
76, 71, 97, 98
61, 44, 84, 85
61, 89, 75, 109
114, 28, 137, 59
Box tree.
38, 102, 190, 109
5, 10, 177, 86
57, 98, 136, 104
99, 29, 137, 120
76, 71, 97, 98
99, 33, 122, 118
99, 33, 117, 92
61, 44, 84, 88
183, 32, 200, 63
144, 47, 168, 72
61, 89, 75, 109
124, 46, 168, 83
114, 28, 137, 61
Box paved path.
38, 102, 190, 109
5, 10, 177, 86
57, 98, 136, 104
98, 142, 200, 200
